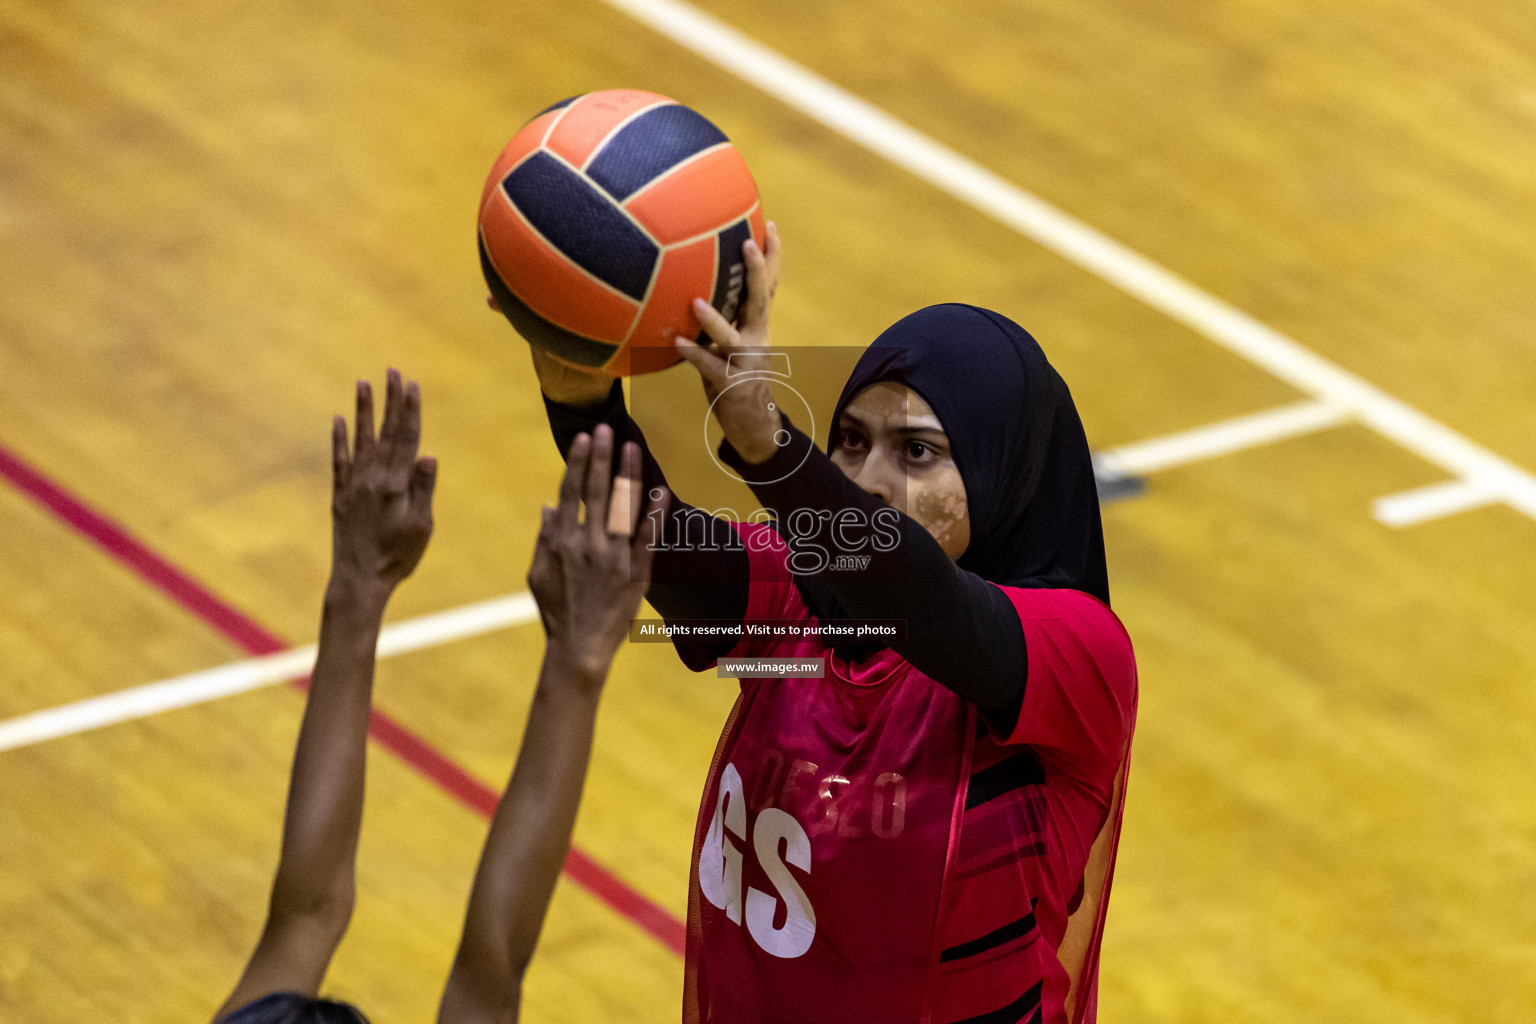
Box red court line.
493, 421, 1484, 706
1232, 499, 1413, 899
0, 440, 687, 956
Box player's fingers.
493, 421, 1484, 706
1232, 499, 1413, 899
555, 433, 590, 533
331, 415, 350, 492
688, 298, 740, 351
355, 380, 376, 452
741, 237, 773, 329
583, 423, 614, 536
764, 222, 782, 294
674, 333, 729, 387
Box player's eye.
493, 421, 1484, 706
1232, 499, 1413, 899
834, 427, 868, 453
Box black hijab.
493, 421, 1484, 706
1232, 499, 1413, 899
797, 303, 1109, 660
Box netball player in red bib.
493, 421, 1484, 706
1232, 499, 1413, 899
527, 226, 1137, 1024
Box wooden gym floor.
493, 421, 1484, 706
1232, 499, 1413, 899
2, 0, 1533, 1020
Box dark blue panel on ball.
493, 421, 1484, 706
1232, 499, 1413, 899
536, 94, 580, 117
707, 219, 753, 330
479, 234, 620, 369
587, 104, 729, 201
502, 151, 658, 301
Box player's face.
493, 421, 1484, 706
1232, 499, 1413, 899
829, 381, 971, 560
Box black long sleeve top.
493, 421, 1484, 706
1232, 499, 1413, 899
542, 382, 1028, 725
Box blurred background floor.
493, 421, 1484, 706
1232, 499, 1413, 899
1, 0, 1534, 1020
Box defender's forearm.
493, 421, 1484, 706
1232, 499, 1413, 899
268, 579, 389, 926
438, 646, 605, 1024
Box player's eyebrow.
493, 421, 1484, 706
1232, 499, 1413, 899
837, 409, 871, 433
893, 420, 946, 438
838, 409, 948, 440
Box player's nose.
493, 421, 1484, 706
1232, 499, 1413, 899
851, 456, 900, 511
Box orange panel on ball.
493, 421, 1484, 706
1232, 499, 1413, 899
614, 345, 685, 376
544, 90, 671, 170
623, 146, 761, 246
613, 236, 717, 374
480, 197, 639, 345
478, 110, 562, 214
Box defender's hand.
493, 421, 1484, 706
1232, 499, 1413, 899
674, 222, 783, 464
527, 424, 668, 679
329, 369, 436, 600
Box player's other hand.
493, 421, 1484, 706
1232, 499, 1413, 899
528, 424, 668, 681
675, 221, 783, 464
329, 368, 436, 604
490, 292, 617, 410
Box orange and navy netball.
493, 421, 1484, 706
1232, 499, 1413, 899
478, 90, 767, 376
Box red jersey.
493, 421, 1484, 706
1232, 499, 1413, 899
684, 522, 1137, 1024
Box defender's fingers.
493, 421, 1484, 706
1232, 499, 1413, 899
605, 442, 643, 536
620, 438, 642, 490
380, 368, 404, 445
529, 504, 558, 585
555, 433, 591, 531
583, 424, 614, 533
393, 379, 423, 473
606, 475, 636, 536
633, 486, 669, 580
408, 456, 437, 509
331, 415, 350, 491
355, 380, 376, 451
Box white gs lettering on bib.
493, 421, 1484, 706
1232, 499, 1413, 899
698, 763, 817, 958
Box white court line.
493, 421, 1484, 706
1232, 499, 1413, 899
0, 592, 538, 753
601, 0, 1536, 525
1373, 479, 1503, 528
1094, 401, 1351, 480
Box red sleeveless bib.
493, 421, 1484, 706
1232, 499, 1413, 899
683, 523, 1136, 1024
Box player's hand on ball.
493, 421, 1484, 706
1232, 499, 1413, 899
329, 368, 437, 602
487, 293, 616, 409
527, 343, 616, 410
675, 222, 784, 465
528, 424, 669, 680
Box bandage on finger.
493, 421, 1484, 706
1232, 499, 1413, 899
606, 475, 637, 536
